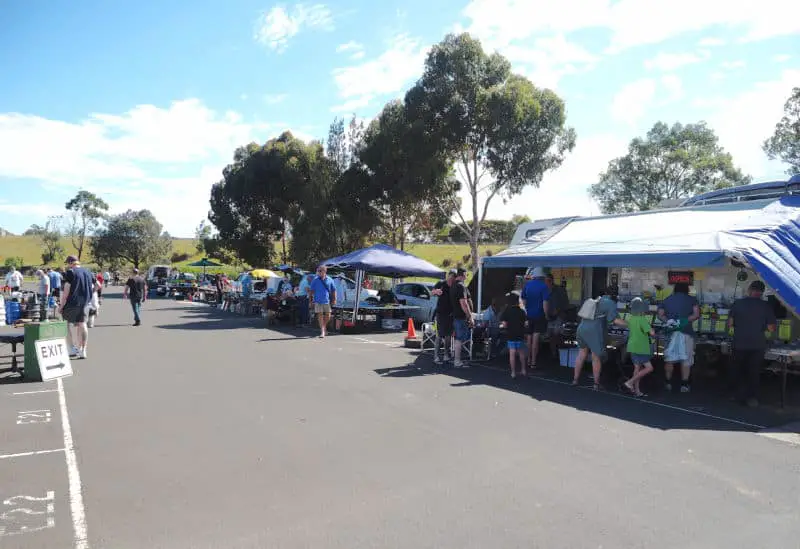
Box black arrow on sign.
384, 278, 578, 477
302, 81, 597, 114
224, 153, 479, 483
45, 363, 66, 371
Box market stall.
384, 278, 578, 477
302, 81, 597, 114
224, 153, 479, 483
481, 196, 800, 403
321, 244, 444, 332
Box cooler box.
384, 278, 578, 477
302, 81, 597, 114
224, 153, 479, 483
559, 347, 590, 368
23, 321, 68, 382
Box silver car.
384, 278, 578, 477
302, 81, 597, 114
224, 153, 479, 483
394, 282, 439, 324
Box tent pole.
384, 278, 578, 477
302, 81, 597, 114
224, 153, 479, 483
477, 258, 483, 313
352, 269, 363, 324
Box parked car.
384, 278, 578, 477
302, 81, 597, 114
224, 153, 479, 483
333, 275, 379, 303
393, 282, 438, 325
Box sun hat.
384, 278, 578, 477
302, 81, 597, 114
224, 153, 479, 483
630, 297, 649, 315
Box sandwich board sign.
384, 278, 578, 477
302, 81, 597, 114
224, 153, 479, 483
33, 338, 73, 381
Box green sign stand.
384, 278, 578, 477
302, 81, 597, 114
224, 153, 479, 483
23, 321, 68, 381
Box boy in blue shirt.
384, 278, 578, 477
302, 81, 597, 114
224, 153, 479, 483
309, 266, 337, 338
521, 266, 550, 370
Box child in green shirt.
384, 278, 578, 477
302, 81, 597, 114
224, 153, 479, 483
624, 297, 655, 397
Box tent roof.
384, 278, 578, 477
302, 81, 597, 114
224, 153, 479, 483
321, 244, 444, 278
484, 196, 800, 315
485, 200, 775, 269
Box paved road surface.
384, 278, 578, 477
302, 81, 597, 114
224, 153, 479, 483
1, 290, 799, 548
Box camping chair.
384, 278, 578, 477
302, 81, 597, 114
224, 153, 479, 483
453, 330, 474, 361
421, 321, 436, 351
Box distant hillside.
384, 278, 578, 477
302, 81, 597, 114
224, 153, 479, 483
0, 235, 196, 266
0, 227, 14, 237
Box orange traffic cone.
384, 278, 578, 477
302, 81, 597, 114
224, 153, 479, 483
406, 317, 417, 339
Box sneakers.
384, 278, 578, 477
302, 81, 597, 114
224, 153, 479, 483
69, 346, 79, 358
433, 356, 443, 365
665, 382, 672, 392
680, 385, 691, 393
453, 361, 469, 369
77, 348, 87, 360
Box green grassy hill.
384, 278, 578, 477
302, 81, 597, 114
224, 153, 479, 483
0, 234, 505, 274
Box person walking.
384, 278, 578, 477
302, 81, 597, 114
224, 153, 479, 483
623, 297, 655, 397
500, 292, 527, 378
521, 267, 550, 370
572, 288, 627, 390
431, 269, 456, 365
5, 267, 23, 292
728, 280, 777, 407
450, 268, 473, 368
123, 268, 148, 326
59, 256, 94, 359
309, 266, 336, 338
47, 268, 62, 299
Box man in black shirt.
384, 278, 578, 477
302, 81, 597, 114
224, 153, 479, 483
728, 280, 777, 407
450, 268, 473, 368
431, 269, 456, 365
123, 268, 148, 326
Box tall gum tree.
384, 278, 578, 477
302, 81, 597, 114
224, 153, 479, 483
405, 32, 576, 267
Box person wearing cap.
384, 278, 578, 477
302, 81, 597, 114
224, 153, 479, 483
521, 266, 550, 370
59, 255, 94, 359
431, 269, 456, 364
123, 268, 148, 326
449, 267, 473, 368
728, 280, 776, 407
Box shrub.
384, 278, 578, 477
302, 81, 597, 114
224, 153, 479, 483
171, 252, 190, 263
441, 258, 452, 267
3, 256, 24, 269
462, 253, 471, 263
484, 249, 494, 257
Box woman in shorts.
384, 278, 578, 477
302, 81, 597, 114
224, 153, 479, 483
500, 292, 528, 378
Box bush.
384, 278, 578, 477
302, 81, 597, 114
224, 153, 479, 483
462, 253, 471, 264
171, 252, 190, 263
484, 249, 494, 257
3, 256, 24, 269
441, 258, 452, 267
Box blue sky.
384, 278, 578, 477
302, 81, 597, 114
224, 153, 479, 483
0, 0, 798, 237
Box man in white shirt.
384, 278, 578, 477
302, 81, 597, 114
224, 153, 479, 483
5, 267, 23, 292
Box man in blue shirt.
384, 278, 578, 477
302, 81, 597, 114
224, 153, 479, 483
47, 267, 62, 299
309, 266, 336, 338
59, 256, 94, 359
521, 266, 550, 370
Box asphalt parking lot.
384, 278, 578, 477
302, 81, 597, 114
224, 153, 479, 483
1, 289, 799, 548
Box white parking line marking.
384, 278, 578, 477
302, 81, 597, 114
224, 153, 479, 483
17, 410, 52, 424
0, 449, 65, 460
12, 389, 58, 395
57, 378, 89, 548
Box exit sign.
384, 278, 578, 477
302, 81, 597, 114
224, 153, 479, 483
668, 271, 694, 285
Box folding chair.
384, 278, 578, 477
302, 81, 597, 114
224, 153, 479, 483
421, 321, 436, 351
453, 330, 474, 361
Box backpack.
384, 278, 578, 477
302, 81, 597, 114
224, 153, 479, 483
577, 298, 599, 320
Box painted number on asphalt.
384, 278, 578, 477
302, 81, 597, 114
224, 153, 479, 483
0, 491, 55, 537
16, 410, 52, 425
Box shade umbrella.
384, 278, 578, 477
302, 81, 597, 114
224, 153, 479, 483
188, 257, 223, 277
250, 268, 280, 279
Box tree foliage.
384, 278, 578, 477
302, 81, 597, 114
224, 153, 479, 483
194, 220, 213, 254
65, 190, 109, 261
39, 217, 65, 265
354, 100, 458, 249
405, 32, 576, 266
763, 87, 800, 175
91, 210, 172, 269
591, 121, 750, 214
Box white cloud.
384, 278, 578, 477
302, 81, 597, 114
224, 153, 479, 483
254, 3, 333, 52
264, 93, 289, 104
484, 133, 628, 221
706, 68, 800, 178
720, 60, 746, 70
610, 79, 657, 127
660, 74, 684, 102
498, 34, 599, 89
336, 40, 365, 60
459, 0, 800, 56
698, 37, 726, 47
330, 34, 428, 113
644, 51, 709, 71
0, 99, 312, 236
773, 54, 791, 63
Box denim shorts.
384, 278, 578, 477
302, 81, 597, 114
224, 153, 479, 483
453, 319, 471, 341
507, 340, 523, 350
631, 354, 652, 365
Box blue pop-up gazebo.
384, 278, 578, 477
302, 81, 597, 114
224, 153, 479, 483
321, 243, 444, 320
